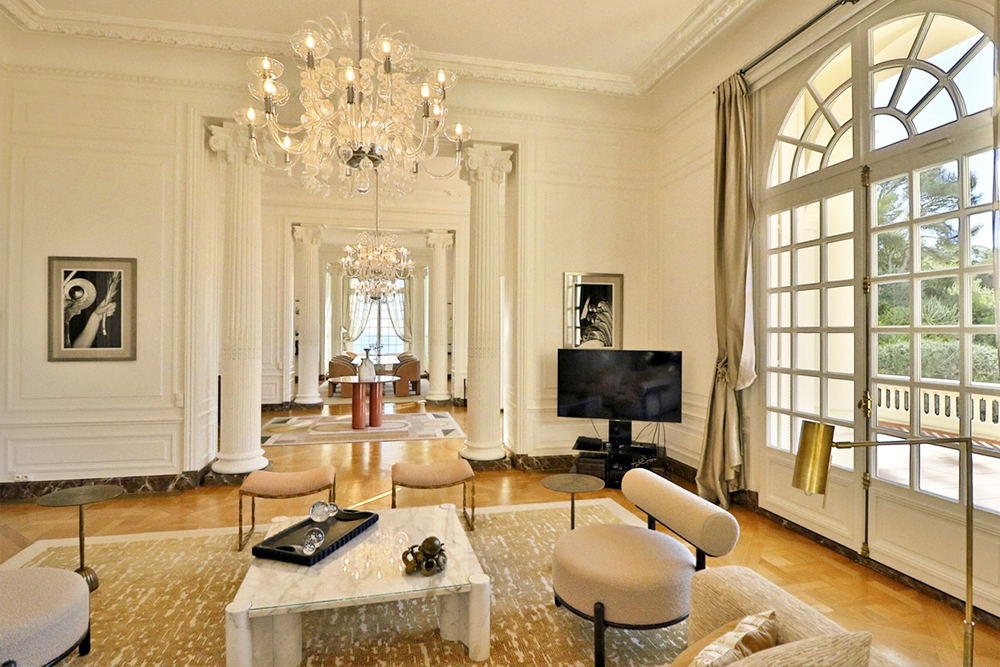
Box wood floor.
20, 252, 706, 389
2, 398, 997, 666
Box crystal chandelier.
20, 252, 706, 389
236, 0, 470, 197
340, 176, 413, 300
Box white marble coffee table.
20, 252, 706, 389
225, 504, 489, 666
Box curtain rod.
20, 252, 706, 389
739, 0, 861, 76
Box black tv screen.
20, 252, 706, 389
557, 349, 682, 423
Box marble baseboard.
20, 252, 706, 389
452, 398, 468, 407
661, 456, 697, 483
262, 402, 294, 412
513, 454, 575, 472
466, 457, 512, 472
289, 401, 324, 412
0, 465, 212, 501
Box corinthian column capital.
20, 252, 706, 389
460, 146, 513, 185
291, 224, 323, 245
209, 123, 259, 166
426, 230, 454, 251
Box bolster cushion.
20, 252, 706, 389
622, 469, 739, 557
0, 568, 89, 667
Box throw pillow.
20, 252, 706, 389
731, 631, 872, 667
668, 621, 740, 667
690, 610, 778, 667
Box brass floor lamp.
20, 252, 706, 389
794, 420, 976, 667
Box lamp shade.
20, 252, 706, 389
792, 420, 835, 495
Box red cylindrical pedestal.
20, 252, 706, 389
351, 384, 365, 429
369, 382, 384, 427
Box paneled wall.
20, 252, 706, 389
0, 72, 189, 479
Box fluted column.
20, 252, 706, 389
452, 227, 470, 403
209, 124, 268, 474
328, 263, 344, 357
460, 147, 512, 461
426, 231, 454, 403
292, 225, 323, 405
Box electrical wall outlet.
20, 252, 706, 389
13, 474, 32, 482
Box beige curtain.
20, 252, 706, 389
343, 280, 373, 343
696, 74, 757, 509
385, 281, 413, 345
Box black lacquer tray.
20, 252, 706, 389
252, 509, 379, 566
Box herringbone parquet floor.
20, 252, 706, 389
2, 398, 997, 666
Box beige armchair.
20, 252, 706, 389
391, 357, 421, 396
552, 468, 740, 667
328, 356, 356, 398
668, 565, 887, 666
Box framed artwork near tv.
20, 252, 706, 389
48, 256, 137, 361
564, 272, 623, 349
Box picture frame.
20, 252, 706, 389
48, 256, 137, 361
564, 272, 623, 349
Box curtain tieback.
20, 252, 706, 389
715, 356, 730, 382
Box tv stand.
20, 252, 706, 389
573, 426, 659, 488
608, 420, 632, 451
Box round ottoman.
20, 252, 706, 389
0, 568, 90, 667
552, 523, 696, 627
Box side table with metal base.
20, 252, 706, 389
36, 484, 125, 591
542, 473, 605, 529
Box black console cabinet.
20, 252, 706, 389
573, 436, 658, 488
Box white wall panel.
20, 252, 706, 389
4, 425, 181, 478
870, 486, 1000, 615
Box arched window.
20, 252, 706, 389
769, 45, 854, 186
761, 8, 996, 513
870, 13, 993, 149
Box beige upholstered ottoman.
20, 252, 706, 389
238, 466, 337, 550
0, 567, 90, 667
391, 459, 475, 530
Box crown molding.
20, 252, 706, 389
0, 0, 754, 96
0, 0, 638, 95
633, 0, 761, 92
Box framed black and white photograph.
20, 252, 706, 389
564, 273, 623, 349
49, 257, 137, 361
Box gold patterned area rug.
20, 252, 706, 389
2, 499, 687, 666
262, 412, 466, 446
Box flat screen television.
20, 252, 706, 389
557, 349, 682, 424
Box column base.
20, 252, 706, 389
427, 393, 453, 404
460, 444, 507, 462
292, 397, 323, 408
212, 453, 269, 475
293, 392, 323, 406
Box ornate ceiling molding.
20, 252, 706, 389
633, 0, 761, 92
0, 0, 756, 96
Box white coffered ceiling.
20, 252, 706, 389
0, 0, 758, 94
